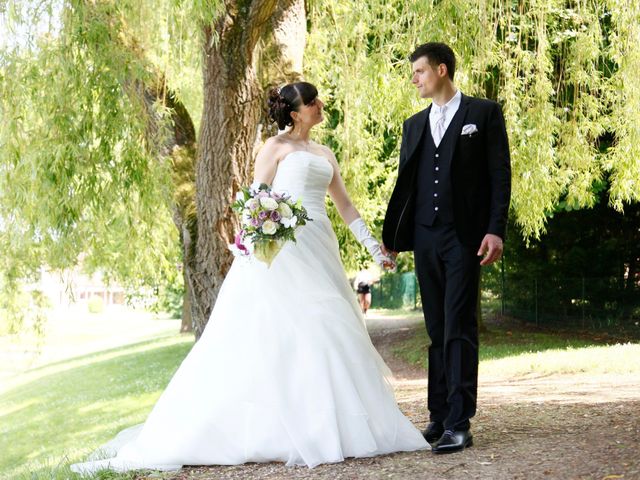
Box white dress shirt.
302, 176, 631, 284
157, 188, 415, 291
429, 90, 461, 146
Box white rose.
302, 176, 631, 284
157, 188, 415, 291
277, 202, 293, 219
280, 215, 297, 228
259, 197, 279, 210
261, 219, 278, 235
246, 198, 259, 211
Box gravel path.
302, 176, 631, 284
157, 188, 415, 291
143, 313, 640, 480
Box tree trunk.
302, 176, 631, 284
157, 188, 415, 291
259, 0, 307, 139
144, 1, 306, 339
271, 0, 306, 75
157, 88, 197, 334
189, 0, 284, 339
260, 0, 306, 83
180, 266, 193, 332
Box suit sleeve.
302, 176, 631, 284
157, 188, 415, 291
398, 120, 408, 172
382, 120, 410, 248
485, 102, 511, 240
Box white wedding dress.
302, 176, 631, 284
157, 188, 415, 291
71, 151, 428, 474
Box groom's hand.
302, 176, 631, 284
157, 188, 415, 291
477, 234, 503, 266
381, 243, 398, 260
381, 258, 397, 272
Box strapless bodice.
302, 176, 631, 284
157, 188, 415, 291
271, 151, 334, 219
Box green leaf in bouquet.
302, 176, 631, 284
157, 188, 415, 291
253, 238, 286, 267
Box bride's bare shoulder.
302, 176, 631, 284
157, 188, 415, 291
258, 134, 295, 162
262, 135, 287, 150
265, 134, 288, 145
316, 144, 335, 157
316, 144, 338, 166
257, 136, 287, 163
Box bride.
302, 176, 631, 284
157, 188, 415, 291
71, 81, 429, 474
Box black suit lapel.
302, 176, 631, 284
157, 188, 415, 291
443, 94, 471, 165
399, 94, 472, 174
399, 106, 430, 174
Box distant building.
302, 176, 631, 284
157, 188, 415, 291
28, 266, 126, 309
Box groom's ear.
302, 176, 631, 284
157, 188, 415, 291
437, 63, 449, 79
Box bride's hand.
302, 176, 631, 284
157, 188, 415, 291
381, 243, 398, 260
371, 246, 396, 272
381, 256, 397, 272
347, 218, 397, 272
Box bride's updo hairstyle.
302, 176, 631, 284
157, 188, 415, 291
267, 82, 319, 131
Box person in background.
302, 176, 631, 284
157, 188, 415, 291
353, 267, 379, 316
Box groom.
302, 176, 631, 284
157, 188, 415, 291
382, 42, 511, 453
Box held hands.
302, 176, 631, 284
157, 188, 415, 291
380, 243, 398, 260
380, 243, 398, 272
381, 257, 397, 272
370, 244, 397, 272
477, 233, 503, 266
348, 218, 397, 272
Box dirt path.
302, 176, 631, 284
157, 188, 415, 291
158, 314, 640, 480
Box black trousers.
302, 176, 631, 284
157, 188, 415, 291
414, 220, 480, 431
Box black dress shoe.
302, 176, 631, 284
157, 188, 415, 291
431, 429, 473, 454
421, 422, 445, 444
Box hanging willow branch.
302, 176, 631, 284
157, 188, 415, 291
306, 0, 640, 265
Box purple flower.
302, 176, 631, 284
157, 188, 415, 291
257, 191, 269, 198
258, 210, 268, 220
270, 210, 281, 222
234, 232, 248, 254
251, 218, 260, 227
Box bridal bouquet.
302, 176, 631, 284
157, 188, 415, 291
229, 182, 312, 266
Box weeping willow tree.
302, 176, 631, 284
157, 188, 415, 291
2, 0, 639, 338
0, 0, 305, 338
305, 0, 640, 270
0, 1, 184, 334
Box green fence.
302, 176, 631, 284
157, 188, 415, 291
370, 272, 419, 310
484, 272, 640, 331
371, 270, 640, 333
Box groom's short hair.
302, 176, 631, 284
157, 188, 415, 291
409, 42, 456, 81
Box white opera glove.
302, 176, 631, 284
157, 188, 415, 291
348, 217, 395, 270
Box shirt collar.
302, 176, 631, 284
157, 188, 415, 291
431, 90, 461, 114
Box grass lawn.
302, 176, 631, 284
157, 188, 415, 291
2, 311, 639, 479
1, 333, 194, 480
392, 321, 640, 376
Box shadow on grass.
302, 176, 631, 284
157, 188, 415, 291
1, 336, 194, 479
392, 324, 614, 368
23, 333, 190, 375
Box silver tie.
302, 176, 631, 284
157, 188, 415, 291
433, 105, 447, 147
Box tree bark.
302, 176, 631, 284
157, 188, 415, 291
259, 0, 307, 138
262, 0, 306, 83
180, 266, 193, 332
190, 0, 283, 339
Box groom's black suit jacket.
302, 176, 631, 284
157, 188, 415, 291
382, 94, 511, 251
